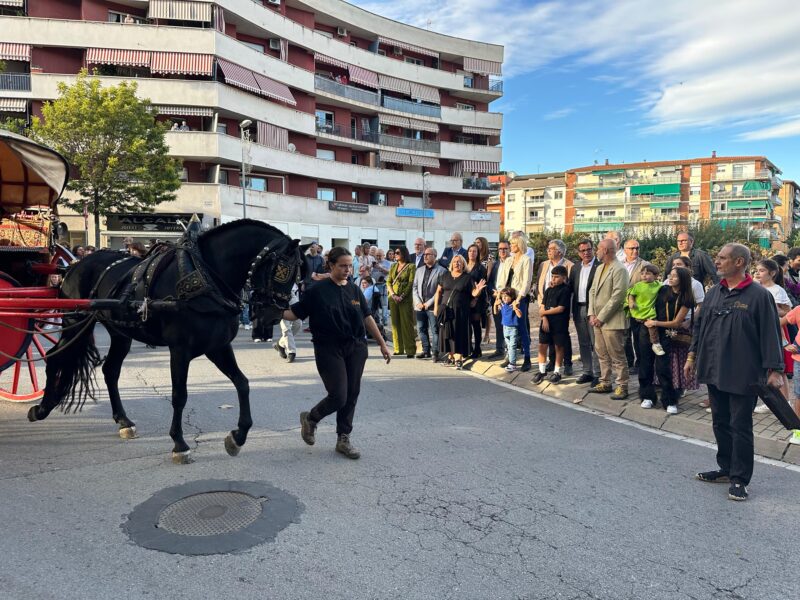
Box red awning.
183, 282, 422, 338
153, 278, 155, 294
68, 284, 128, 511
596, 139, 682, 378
314, 52, 348, 70
460, 160, 499, 174
151, 52, 213, 76
348, 65, 379, 89
0, 43, 31, 62
380, 151, 411, 165
377, 36, 438, 59
379, 114, 410, 129
462, 126, 501, 136
86, 48, 151, 67
463, 57, 502, 76
217, 58, 260, 94
411, 155, 440, 168
257, 121, 289, 151
409, 82, 440, 104
378, 74, 411, 95
252, 71, 296, 106
408, 118, 438, 133
156, 105, 214, 117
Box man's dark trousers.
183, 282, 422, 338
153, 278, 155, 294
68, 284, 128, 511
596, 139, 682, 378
708, 384, 758, 486
492, 308, 504, 354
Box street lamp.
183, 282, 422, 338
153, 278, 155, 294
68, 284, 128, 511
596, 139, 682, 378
422, 171, 431, 240
239, 118, 253, 219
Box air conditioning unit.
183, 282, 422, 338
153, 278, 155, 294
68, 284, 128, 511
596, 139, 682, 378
392, 47, 403, 55
287, 143, 297, 153
269, 38, 281, 50
336, 26, 347, 37
266, 0, 280, 5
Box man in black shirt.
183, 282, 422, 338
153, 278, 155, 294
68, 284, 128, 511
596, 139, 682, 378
283, 247, 391, 459
664, 231, 719, 287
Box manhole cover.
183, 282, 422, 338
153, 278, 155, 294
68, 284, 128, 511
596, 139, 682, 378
122, 480, 303, 555
157, 492, 264, 536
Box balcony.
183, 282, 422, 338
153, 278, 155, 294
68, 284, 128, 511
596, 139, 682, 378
0, 73, 31, 92
626, 174, 681, 185
463, 75, 503, 94
463, 177, 500, 191
381, 95, 441, 119
314, 75, 379, 106
316, 122, 440, 154
710, 190, 772, 200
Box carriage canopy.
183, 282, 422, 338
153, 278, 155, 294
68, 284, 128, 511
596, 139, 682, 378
0, 129, 69, 213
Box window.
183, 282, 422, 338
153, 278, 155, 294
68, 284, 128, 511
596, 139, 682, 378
554, 190, 564, 200
599, 209, 616, 217
179, 167, 189, 182
455, 102, 475, 111
507, 211, 515, 219
246, 177, 267, 191
690, 185, 700, 196
218, 169, 228, 185
377, 49, 387, 56
351, 191, 359, 201
316, 148, 335, 161
315, 29, 334, 39
690, 165, 701, 178
315, 110, 334, 133
108, 11, 144, 24
216, 123, 228, 134
506, 193, 515, 203
576, 211, 585, 219
464, 76, 474, 89
317, 188, 336, 201
529, 210, 539, 219
241, 41, 265, 53
732, 164, 745, 179
553, 209, 563, 218
351, 153, 359, 165
404, 57, 423, 66
350, 41, 358, 47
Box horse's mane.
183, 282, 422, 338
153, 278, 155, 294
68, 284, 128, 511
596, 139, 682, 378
198, 219, 287, 249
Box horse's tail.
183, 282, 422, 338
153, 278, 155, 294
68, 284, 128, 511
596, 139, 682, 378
52, 316, 104, 414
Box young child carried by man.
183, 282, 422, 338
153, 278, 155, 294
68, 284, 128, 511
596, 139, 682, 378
532, 265, 571, 384
627, 264, 665, 356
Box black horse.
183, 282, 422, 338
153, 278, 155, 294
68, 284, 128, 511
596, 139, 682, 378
27, 219, 305, 463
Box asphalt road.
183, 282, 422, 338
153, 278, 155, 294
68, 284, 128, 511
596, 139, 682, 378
0, 326, 798, 600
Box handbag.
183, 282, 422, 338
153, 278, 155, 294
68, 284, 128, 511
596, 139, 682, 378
665, 296, 692, 348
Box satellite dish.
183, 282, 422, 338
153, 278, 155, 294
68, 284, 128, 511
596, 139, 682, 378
287, 143, 296, 153
712, 184, 721, 192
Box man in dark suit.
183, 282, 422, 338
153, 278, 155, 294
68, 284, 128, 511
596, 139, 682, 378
569, 238, 600, 384
412, 237, 426, 269
439, 231, 468, 269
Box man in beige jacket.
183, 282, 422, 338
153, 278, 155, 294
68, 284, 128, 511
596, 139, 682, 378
588, 238, 631, 399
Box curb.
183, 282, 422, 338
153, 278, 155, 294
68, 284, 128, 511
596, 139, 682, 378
463, 357, 796, 464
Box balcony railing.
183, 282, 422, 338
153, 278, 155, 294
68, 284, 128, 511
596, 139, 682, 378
626, 174, 681, 185
0, 73, 31, 92
314, 75, 380, 106
315, 122, 440, 153
462, 177, 496, 190
463, 76, 503, 93
711, 209, 775, 221
381, 95, 441, 118
710, 190, 772, 200
379, 132, 439, 153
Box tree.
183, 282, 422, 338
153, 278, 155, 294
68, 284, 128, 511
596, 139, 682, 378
31, 70, 181, 246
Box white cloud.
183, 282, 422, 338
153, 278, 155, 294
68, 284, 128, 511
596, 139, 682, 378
740, 117, 800, 141
352, 0, 800, 139
543, 107, 574, 120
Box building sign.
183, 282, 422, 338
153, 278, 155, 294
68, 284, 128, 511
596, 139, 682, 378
328, 201, 369, 214
470, 211, 493, 221
396, 207, 434, 219
106, 213, 201, 232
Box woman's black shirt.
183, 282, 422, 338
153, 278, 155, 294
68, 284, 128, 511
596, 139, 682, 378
290, 278, 370, 344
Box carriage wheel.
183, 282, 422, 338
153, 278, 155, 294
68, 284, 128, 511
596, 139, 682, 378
0, 275, 60, 403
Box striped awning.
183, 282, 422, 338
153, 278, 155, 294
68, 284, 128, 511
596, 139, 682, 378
0, 98, 27, 112
156, 105, 214, 117
151, 52, 213, 75
377, 36, 438, 59
257, 121, 289, 151
86, 48, 151, 67
463, 57, 502, 76
148, 0, 212, 22
411, 155, 440, 168
0, 0, 25, 6
213, 4, 225, 32
408, 118, 438, 133
314, 52, 349, 70
349, 65, 379, 89
252, 71, 296, 106
380, 151, 411, 165
463, 126, 501, 136
279, 39, 288, 62
409, 82, 440, 104
217, 58, 260, 94
0, 43, 31, 62
380, 114, 410, 129
378, 74, 411, 95
460, 160, 499, 174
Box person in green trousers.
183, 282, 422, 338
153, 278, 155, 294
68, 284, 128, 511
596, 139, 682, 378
387, 246, 417, 357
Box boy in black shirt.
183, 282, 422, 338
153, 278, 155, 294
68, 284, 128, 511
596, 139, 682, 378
532, 265, 571, 384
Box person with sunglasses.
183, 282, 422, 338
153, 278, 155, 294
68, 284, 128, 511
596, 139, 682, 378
686, 243, 783, 501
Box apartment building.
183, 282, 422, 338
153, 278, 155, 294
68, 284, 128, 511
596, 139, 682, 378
485, 171, 512, 233
0, 0, 503, 250
504, 172, 566, 234
776, 180, 799, 250
565, 154, 783, 247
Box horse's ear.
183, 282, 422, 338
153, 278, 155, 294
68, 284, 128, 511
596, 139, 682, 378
298, 241, 312, 254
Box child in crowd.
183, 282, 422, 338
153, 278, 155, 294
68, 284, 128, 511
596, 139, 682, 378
627, 264, 664, 356
495, 287, 522, 372
780, 306, 800, 445
532, 265, 571, 384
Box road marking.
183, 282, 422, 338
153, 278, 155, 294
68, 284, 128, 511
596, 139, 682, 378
467, 369, 800, 475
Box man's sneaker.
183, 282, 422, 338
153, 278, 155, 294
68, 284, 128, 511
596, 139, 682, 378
521, 359, 532, 372
299, 411, 317, 446
695, 470, 730, 483
790, 430, 800, 445
505, 364, 518, 372
666, 404, 678, 415
576, 374, 594, 385
500, 358, 510, 368
728, 483, 748, 501
564, 365, 573, 376
244, 324, 252, 330
651, 343, 665, 356
754, 403, 771, 414
590, 382, 613, 394
253, 338, 263, 343
548, 372, 562, 383
531, 372, 545, 384
610, 386, 629, 400
335, 434, 361, 459
641, 399, 654, 409
287, 352, 296, 363
273, 342, 287, 360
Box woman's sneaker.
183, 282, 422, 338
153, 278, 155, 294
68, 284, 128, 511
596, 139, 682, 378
790, 430, 800, 445
651, 343, 665, 356
640, 399, 654, 409
666, 405, 678, 415
753, 403, 771, 414
505, 364, 518, 372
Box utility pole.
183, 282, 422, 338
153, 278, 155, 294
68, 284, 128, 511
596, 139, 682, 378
240, 119, 253, 219
422, 171, 430, 240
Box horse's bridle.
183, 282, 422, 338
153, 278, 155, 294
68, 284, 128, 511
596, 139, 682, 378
246, 240, 302, 316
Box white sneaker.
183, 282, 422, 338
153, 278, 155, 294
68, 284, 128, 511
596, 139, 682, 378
753, 403, 771, 414
790, 430, 800, 445
267, 338, 273, 342
253, 338, 263, 343
505, 364, 518, 372
666, 405, 678, 415
640, 399, 654, 409
651, 343, 666, 356
244, 324, 252, 330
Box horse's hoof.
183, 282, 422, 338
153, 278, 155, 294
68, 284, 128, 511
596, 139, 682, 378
171, 450, 192, 465
224, 433, 241, 457
119, 426, 137, 439
27, 406, 39, 422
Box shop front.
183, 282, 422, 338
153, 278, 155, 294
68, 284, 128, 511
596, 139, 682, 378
104, 213, 205, 250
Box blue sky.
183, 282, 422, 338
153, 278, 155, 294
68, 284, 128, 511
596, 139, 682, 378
354, 0, 800, 180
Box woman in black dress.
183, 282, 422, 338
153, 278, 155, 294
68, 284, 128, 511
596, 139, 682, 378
465, 243, 488, 359
434, 255, 487, 369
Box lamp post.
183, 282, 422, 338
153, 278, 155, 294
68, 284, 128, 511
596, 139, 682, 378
422, 171, 430, 240
239, 118, 253, 219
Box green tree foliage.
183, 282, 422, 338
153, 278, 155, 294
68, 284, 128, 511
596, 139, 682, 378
31, 70, 181, 246
0, 116, 27, 136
